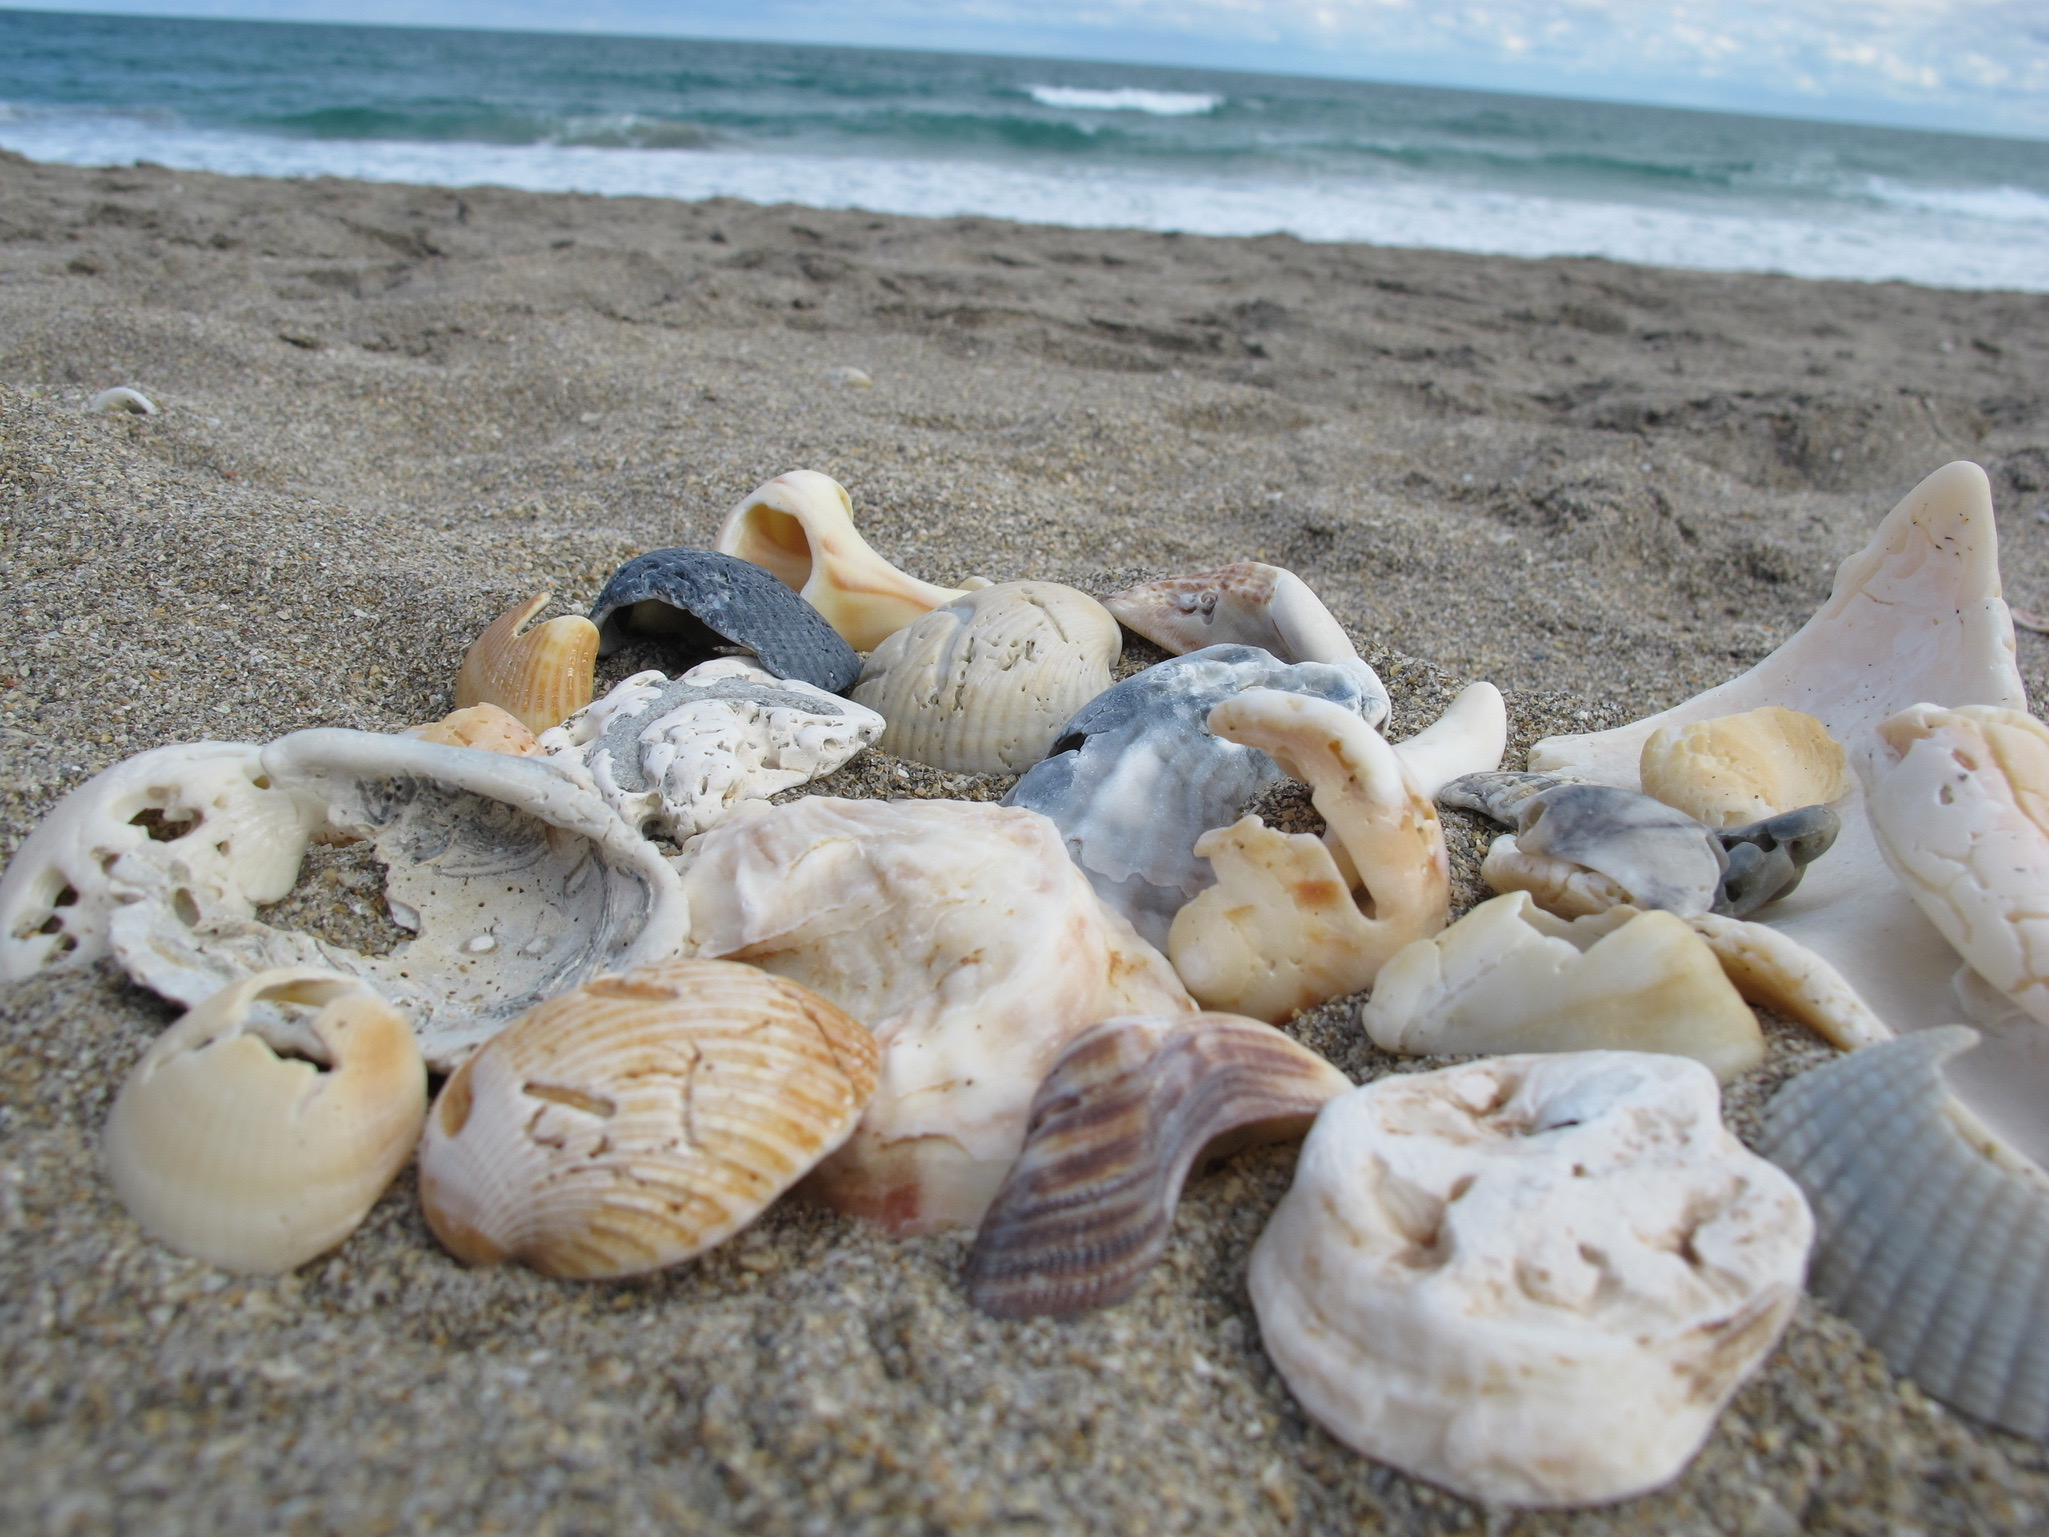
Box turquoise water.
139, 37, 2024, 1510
2, 9, 2045, 290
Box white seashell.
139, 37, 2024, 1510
87, 386, 156, 415
1760, 1026, 2049, 1440
539, 665, 884, 840
1641, 706, 1850, 828
851, 581, 1122, 774
1682, 912, 1892, 1051
1388, 681, 1507, 798
677, 796, 1194, 1234
1250, 1050, 1811, 1507
104, 730, 691, 1072
1168, 689, 1448, 1022
103, 968, 426, 1274
716, 470, 969, 650
821, 366, 874, 388
1479, 831, 1633, 917
418, 958, 879, 1279
1361, 892, 1764, 1081
0, 742, 311, 983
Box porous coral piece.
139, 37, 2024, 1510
453, 591, 600, 733
1641, 705, 1849, 828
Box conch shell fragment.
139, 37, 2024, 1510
1641, 706, 1849, 828
453, 591, 600, 734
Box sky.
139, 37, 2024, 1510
14, 1, 2049, 139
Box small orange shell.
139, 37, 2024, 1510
453, 592, 599, 733
406, 703, 544, 756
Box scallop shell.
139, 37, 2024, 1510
850, 581, 1122, 774
1759, 1026, 2049, 1440
103, 968, 426, 1274
453, 591, 600, 733
405, 703, 544, 756
104, 730, 692, 1072
715, 470, 971, 651
1641, 706, 1850, 828
588, 547, 862, 694
964, 1012, 1350, 1319
418, 958, 878, 1280
1168, 689, 1448, 1022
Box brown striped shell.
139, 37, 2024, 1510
964, 1012, 1350, 1318
418, 958, 879, 1279
453, 591, 600, 733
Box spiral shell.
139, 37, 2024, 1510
454, 591, 600, 733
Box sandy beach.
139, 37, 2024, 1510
4, 146, 2049, 1534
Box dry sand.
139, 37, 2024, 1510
3, 147, 2049, 1534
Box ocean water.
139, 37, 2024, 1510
2, 9, 2046, 291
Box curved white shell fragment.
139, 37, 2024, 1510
1389, 682, 1507, 799
716, 470, 970, 651
677, 796, 1194, 1234
1361, 892, 1764, 1081
103, 968, 426, 1274
1250, 1050, 1812, 1508
1167, 690, 1448, 1023
0, 742, 312, 983
418, 958, 879, 1280
87, 386, 156, 415
1683, 912, 1893, 1051
1760, 1026, 2049, 1441
105, 730, 692, 1073
540, 664, 884, 840
1641, 706, 1850, 828
851, 581, 1122, 774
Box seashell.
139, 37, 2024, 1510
418, 958, 878, 1280
588, 547, 862, 694
964, 1012, 1351, 1318
850, 581, 1122, 774
1641, 706, 1850, 828
1250, 1050, 1811, 1508
1682, 912, 1892, 1051
1387, 681, 1508, 799
452, 591, 600, 733
822, 366, 873, 388
1759, 1026, 2049, 1440
104, 730, 691, 1073
540, 663, 884, 840
1714, 803, 1840, 917
87, 386, 156, 415
0, 742, 310, 983
1167, 689, 1448, 1022
404, 703, 543, 756
102, 968, 426, 1274
678, 796, 1194, 1233
715, 470, 968, 650
1361, 892, 1765, 1081
1102, 561, 1390, 726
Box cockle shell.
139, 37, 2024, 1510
1250, 1050, 1811, 1508
105, 730, 691, 1072
453, 591, 600, 734
405, 703, 544, 756
1760, 1026, 2049, 1440
1168, 690, 1448, 1023
964, 1012, 1350, 1319
0, 742, 310, 983
1361, 892, 1765, 1081
851, 581, 1122, 774
1641, 706, 1850, 828
588, 547, 862, 694
103, 968, 427, 1274
1101, 562, 1390, 726
418, 958, 878, 1280
677, 796, 1194, 1234
715, 470, 972, 651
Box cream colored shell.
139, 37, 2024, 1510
1640, 705, 1849, 827
102, 968, 426, 1274
454, 590, 600, 733
418, 958, 879, 1280
850, 581, 1122, 774
405, 703, 544, 756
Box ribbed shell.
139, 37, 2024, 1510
965, 1013, 1349, 1318
418, 958, 879, 1279
851, 581, 1121, 773
1759, 1026, 2049, 1440
454, 591, 600, 733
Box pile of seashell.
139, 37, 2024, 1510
7, 459, 2049, 1508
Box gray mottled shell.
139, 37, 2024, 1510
1004, 645, 1380, 948
851, 581, 1121, 774
1760, 1026, 2049, 1441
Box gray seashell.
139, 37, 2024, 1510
1759, 1026, 2049, 1441
1004, 645, 1380, 948
1716, 804, 1841, 918
588, 548, 861, 694
87, 386, 156, 415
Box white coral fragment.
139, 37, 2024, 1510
1641, 706, 1849, 828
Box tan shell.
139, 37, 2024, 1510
715, 470, 970, 651
850, 581, 1121, 773
1480, 832, 1632, 918
418, 958, 879, 1280
453, 591, 600, 733
405, 703, 543, 756
102, 968, 426, 1274
1683, 911, 1892, 1051
964, 1013, 1350, 1318
1640, 706, 1849, 828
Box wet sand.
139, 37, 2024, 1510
3, 148, 2049, 1534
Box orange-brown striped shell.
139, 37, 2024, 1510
453, 591, 599, 733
